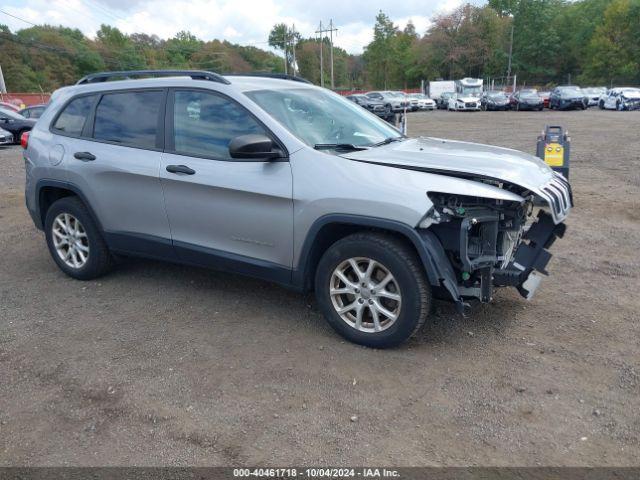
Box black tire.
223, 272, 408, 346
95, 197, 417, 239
599, 100, 605, 110
384, 104, 392, 115
314, 232, 431, 348
44, 196, 113, 280
15, 129, 26, 145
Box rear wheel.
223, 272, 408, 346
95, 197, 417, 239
44, 196, 113, 280
315, 233, 431, 348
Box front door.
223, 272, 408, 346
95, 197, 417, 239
160, 89, 294, 284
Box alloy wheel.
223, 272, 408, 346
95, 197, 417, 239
52, 213, 89, 269
329, 257, 402, 333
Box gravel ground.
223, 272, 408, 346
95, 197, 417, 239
0, 109, 639, 466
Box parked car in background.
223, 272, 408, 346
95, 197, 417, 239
23, 69, 572, 348
447, 93, 481, 111
582, 87, 606, 107
480, 91, 510, 111
346, 94, 386, 117
408, 93, 436, 110
0, 102, 20, 112
0, 107, 36, 144
365, 91, 406, 115
549, 86, 587, 110
599, 87, 640, 111
388, 91, 411, 110
538, 91, 551, 108
511, 90, 544, 111
437, 92, 454, 109
0, 127, 13, 145
19, 104, 48, 119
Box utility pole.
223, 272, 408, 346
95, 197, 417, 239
291, 24, 297, 77
283, 26, 288, 75
0, 64, 7, 95
506, 23, 514, 79
328, 19, 338, 89
316, 21, 324, 87
316, 21, 338, 89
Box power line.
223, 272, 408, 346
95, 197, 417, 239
0, 9, 38, 27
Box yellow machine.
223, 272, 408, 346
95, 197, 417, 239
536, 125, 570, 178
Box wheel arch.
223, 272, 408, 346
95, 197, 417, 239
36, 180, 103, 232
293, 215, 444, 293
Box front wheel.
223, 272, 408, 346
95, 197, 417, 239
315, 233, 431, 348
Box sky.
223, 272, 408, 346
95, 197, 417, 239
1, 0, 484, 54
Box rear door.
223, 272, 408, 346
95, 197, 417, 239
61, 89, 174, 257
160, 89, 293, 282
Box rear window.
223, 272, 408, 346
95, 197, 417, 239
52, 96, 96, 135
93, 91, 163, 149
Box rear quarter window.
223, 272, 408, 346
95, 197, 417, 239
52, 95, 96, 136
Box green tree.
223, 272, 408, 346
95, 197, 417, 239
268, 23, 300, 73
363, 11, 399, 88
511, 0, 563, 83
582, 0, 640, 84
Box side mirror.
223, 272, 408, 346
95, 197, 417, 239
229, 134, 283, 160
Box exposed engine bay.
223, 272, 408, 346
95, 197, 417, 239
420, 182, 570, 310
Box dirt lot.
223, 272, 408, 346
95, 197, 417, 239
1, 109, 639, 467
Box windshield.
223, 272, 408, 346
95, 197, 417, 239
245, 88, 402, 148
460, 86, 482, 96
560, 88, 582, 96
488, 92, 507, 99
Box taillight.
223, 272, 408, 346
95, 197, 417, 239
21, 131, 29, 149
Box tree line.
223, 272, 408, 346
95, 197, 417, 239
1, 0, 639, 93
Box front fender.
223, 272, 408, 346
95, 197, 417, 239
293, 214, 465, 312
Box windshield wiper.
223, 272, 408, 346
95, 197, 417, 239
370, 136, 405, 147
313, 143, 369, 151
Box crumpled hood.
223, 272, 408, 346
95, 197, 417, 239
341, 137, 555, 192
622, 91, 640, 99
455, 96, 480, 103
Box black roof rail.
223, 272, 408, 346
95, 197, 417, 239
226, 72, 313, 84
76, 70, 231, 85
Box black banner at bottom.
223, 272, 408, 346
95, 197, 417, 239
1, 468, 639, 480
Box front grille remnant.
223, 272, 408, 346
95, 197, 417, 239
539, 173, 573, 223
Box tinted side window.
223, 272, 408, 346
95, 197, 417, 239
93, 91, 163, 149
172, 90, 266, 159
52, 95, 96, 135
31, 106, 46, 119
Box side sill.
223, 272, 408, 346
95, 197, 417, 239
173, 240, 293, 287
103, 231, 294, 288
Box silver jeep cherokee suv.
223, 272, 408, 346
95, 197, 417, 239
24, 70, 572, 348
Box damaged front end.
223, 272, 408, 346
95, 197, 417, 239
419, 174, 572, 312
